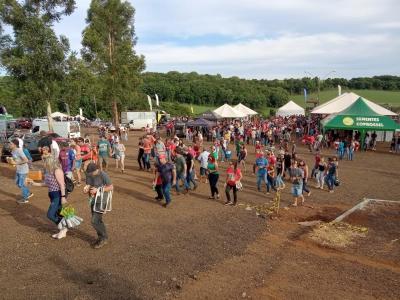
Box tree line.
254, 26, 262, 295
1, 1, 399, 120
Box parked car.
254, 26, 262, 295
1, 133, 67, 163
1, 133, 42, 162
16, 118, 32, 129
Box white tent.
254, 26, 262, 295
214, 104, 247, 118
276, 101, 305, 117
234, 103, 258, 116
311, 92, 397, 116
51, 112, 69, 118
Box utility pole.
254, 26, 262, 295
93, 95, 98, 119
305, 70, 336, 106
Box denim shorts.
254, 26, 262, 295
75, 159, 82, 169
291, 184, 303, 197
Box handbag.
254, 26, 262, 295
92, 186, 113, 214
236, 181, 243, 191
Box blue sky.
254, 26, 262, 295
26, 0, 400, 79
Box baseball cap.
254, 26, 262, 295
86, 162, 98, 173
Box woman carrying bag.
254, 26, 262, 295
225, 160, 243, 206
27, 152, 68, 239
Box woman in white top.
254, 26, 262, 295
112, 140, 126, 173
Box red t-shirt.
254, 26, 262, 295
227, 167, 242, 186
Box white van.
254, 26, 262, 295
32, 118, 81, 139
121, 111, 157, 130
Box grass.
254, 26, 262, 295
182, 104, 217, 115
290, 89, 400, 107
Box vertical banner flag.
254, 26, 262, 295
338, 85, 342, 96
155, 94, 159, 107
304, 88, 307, 103
147, 95, 153, 111
190, 105, 194, 114
79, 108, 83, 117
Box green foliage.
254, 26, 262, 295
81, 0, 145, 124
0, 0, 75, 117
159, 102, 192, 117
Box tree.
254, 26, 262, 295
0, 0, 75, 116
82, 0, 145, 125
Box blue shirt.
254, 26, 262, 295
255, 157, 268, 176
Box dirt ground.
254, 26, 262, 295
0, 130, 399, 300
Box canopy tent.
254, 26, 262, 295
276, 100, 305, 117
312, 92, 397, 116
321, 98, 400, 146
234, 103, 258, 116
51, 112, 69, 118
186, 118, 215, 127
213, 104, 247, 118
199, 110, 222, 121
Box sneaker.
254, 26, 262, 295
27, 193, 34, 199
224, 202, 232, 206
17, 199, 29, 204
162, 203, 170, 208
93, 239, 108, 249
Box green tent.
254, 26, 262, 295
321, 97, 400, 132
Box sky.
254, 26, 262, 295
30, 0, 400, 79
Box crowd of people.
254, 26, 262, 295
6, 113, 397, 249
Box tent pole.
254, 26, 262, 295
360, 129, 365, 151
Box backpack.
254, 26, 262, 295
64, 174, 75, 196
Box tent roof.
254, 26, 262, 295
199, 110, 222, 120
213, 104, 247, 118
311, 92, 397, 116
186, 118, 215, 127
234, 103, 258, 116
276, 100, 305, 116
321, 97, 400, 131
51, 112, 69, 118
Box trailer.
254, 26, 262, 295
32, 118, 81, 139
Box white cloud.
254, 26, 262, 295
138, 33, 400, 79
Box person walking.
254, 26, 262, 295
174, 149, 187, 194
137, 137, 145, 170
84, 162, 114, 249
97, 135, 112, 171
325, 157, 337, 193
27, 155, 68, 239
315, 157, 327, 189
299, 160, 311, 196
70, 140, 82, 186
197, 148, 210, 184
59, 142, 75, 180
112, 140, 126, 173
255, 152, 269, 193
275, 153, 285, 190
207, 156, 220, 199
225, 160, 243, 206
238, 144, 248, 173
290, 160, 304, 207
185, 147, 198, 192
154, 155, 176, 207
8, 139, 33, 203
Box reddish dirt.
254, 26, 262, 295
0, 130, 399, 299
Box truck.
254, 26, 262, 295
121, 110, 171, 130
31, 118, 81, 139
121, 111, 157, 130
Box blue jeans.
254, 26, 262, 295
175, 173, 186, 192
47, 191, 62, 224
143, 153, 151, 169
162, 183, 172, 204
257, 173, 268, 191
267, 175, 276, 192
275, 174, 284, 188
16, 173, 30, 200
186, 171, 197, 190
325, 174, 336, 191
348, 149, 354, 161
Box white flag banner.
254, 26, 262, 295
155, 94, 159, 107
338, 85, 342, 96
147, 95, 153, 111
79, 108, 83, 117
